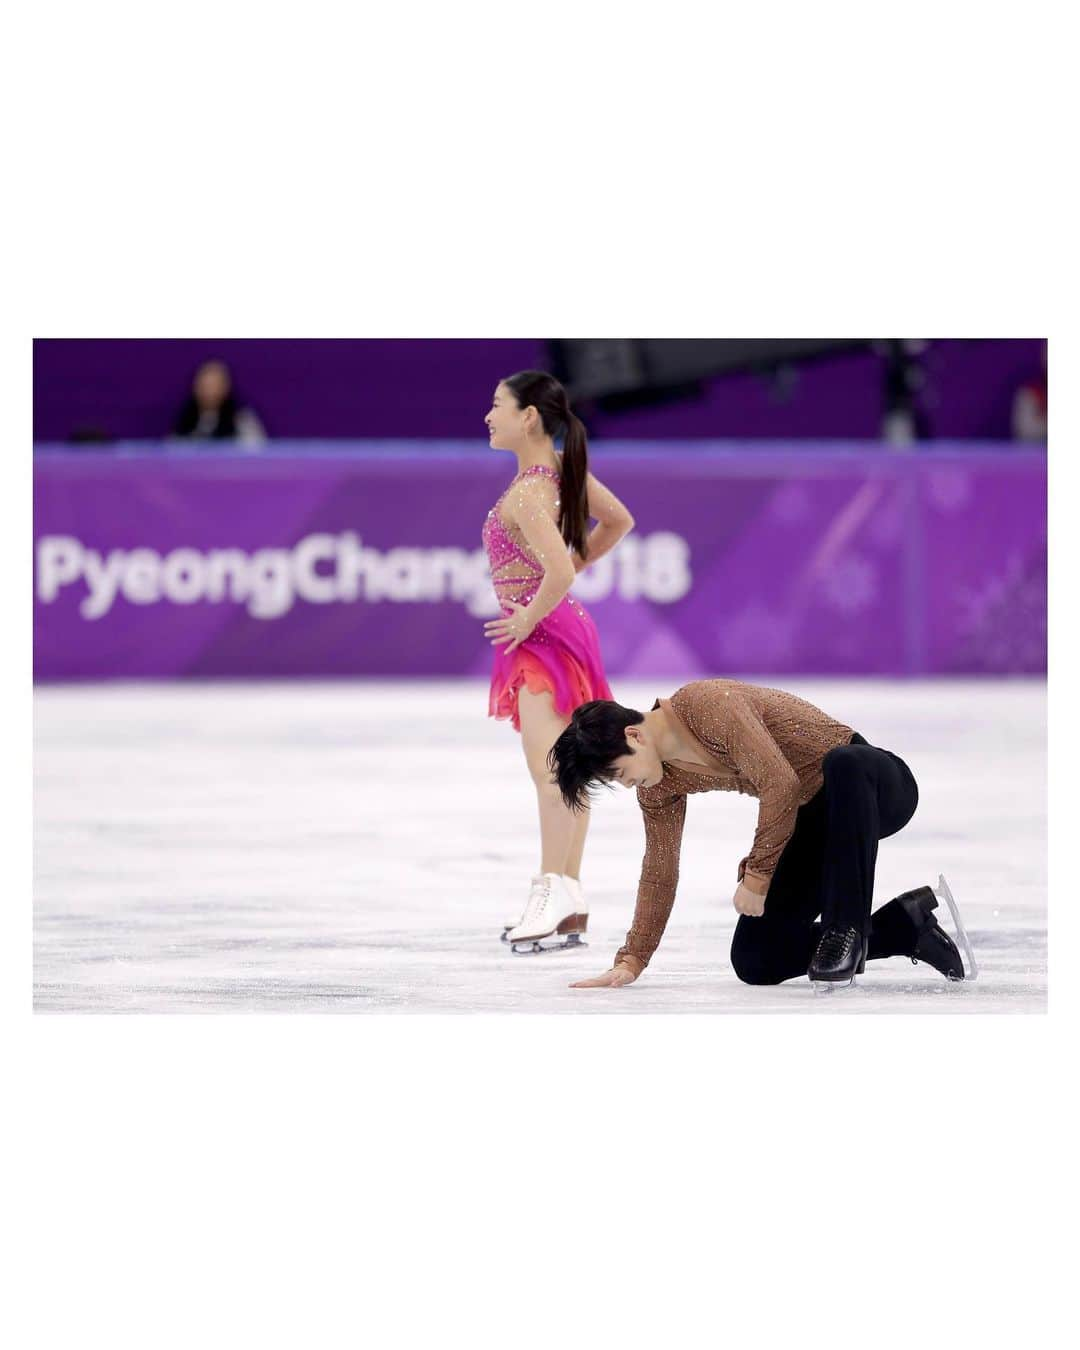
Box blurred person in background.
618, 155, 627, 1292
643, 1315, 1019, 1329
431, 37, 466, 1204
1012, 342, 1047, 442
877, 339, 930, 445
481, 371, 635, 954
172, 359, 266, 447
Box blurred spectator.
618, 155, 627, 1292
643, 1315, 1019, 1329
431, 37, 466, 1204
1011, 343, 1047, 442
877, 340, 930, 445
172, 360, 266, 446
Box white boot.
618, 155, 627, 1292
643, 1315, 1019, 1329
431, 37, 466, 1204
500, 874, 546, 944
501, 899, 526, 943
507, 873, 587, 954
561, 875, 589, 933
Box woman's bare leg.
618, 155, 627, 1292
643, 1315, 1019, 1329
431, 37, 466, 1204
517, 687, 580, 876
562, 803, 591, 881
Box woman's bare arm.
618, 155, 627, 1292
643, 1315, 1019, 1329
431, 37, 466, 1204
507, 475, 576, 624
576, 471, 635, 568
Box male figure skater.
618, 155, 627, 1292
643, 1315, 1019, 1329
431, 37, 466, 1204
546, 679, 974, 989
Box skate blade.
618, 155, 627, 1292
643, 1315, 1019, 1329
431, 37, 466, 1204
934, 873, 978, 981
510, 933, 588, 956
811, 977, 858, 994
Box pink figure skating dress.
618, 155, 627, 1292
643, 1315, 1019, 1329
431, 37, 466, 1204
482, 464, 614, 733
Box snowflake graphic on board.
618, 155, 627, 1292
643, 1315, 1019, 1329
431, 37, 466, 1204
926, 468, 972, 514
950, 545, 1046, 673
821, 554, 880, 614
717, 603, 797, 666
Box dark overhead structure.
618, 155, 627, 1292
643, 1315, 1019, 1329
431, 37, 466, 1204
550, 339, 868, 405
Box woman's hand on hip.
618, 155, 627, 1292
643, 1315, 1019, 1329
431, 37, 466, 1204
484, 601, 535, 654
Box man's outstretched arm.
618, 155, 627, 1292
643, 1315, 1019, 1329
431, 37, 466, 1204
570, 790, 687, 989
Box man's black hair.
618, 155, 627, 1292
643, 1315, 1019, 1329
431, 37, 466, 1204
546, 699, 646, 812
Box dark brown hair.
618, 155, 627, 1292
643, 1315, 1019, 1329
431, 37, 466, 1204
546, 700, 646, 812
502, 370, 590, 559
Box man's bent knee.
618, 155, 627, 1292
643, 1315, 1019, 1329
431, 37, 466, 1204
822, 744, 868, 785
730, 935, 783, 986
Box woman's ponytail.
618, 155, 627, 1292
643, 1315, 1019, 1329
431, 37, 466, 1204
559, 408, 590, 560
500, 370, 591, 559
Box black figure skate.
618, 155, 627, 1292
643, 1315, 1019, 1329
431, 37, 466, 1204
809, 924, 867, 989
893, 875, 977, 980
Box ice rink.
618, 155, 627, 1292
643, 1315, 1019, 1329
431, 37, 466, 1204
33, 677, 1047, 1013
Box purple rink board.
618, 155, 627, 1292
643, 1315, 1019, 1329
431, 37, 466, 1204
33, 442, 1047, 681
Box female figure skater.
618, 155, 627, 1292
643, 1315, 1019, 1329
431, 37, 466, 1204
481, 371, 634, 953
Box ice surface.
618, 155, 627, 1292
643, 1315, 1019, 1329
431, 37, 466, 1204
33, 678, 1047, 1013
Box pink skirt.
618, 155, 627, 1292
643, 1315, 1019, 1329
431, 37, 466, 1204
488, 593, 614, 734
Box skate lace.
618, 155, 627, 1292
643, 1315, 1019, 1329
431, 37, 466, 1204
526, 875, 551, 918
818, 926, 857, 962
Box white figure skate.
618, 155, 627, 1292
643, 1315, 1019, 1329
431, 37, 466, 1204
501, 875, 590, 945
507, 873, 588, 955
561, 876, 589, 934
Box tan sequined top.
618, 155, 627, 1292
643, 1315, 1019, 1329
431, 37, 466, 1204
615, 680, 855, 974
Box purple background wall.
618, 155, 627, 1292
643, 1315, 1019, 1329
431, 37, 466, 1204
33, 339, 1045, 442
34, 443, 1047, 682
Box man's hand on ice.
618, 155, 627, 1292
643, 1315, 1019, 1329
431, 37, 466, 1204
570, 963, 638, 989
732, 881, 766, 917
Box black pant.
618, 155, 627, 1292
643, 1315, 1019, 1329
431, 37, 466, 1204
730, 734, 919, 985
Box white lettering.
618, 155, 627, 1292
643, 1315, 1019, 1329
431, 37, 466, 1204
293, 534, 338, 603
32, 530, 694, 621
642, 532, 692, 602
36, 536, 84, 601
204, 550, 250, 604
337, 532, 378, 602
383, 548, 425, 601
570, 554, 614, 602
248, 550, 293, 619
161, 549, 208, 604
422, 549, 468, 603
120, 549, 164, 607
83, 550, 132, 618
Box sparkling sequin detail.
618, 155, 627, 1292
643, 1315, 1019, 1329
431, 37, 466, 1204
482, 465, 562, 604
483, 465, 613, 732
615, 680, 855, 972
